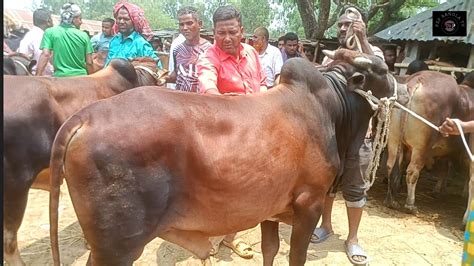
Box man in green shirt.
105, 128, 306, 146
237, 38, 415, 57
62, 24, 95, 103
36, 3, 93, 77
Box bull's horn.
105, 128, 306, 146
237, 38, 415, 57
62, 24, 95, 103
353, 56, 372, 68
322, 50, 336, 59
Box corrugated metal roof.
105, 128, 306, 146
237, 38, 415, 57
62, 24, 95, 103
375, 0, 473, 44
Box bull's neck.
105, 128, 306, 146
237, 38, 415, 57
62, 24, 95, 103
90, 69, 135, 95
323, 70, 373, 158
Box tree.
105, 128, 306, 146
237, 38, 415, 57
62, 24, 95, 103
240, 0, 271, 32
288, 0, 439, 40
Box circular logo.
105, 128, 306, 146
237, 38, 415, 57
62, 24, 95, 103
439, 16, 461, 35
443, 20, 456, 32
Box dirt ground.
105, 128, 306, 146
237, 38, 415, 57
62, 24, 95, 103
11, 172, 466, 266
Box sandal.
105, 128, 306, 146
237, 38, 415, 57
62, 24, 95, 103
310, 227, 334, 244
344, 240, 369, 265
209, 241, 220, 256
222, 238, 254, 259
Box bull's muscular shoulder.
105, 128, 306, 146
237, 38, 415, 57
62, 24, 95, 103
280, 58, 326, 90
107, 58, 138, 85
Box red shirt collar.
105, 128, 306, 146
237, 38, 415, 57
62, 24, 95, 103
214, 43, 246, 61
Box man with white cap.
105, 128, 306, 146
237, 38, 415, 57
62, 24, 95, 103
36, 2, 94, 77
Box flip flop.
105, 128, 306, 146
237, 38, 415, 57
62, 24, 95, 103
310, 227, 334, 243
222, 238, 254, 259
344, 241, 369, 265
209, 241, 219, 256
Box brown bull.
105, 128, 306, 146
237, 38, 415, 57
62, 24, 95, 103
49, 49, 403, 265
384, 71, 474, 214
3, 58, 165, 265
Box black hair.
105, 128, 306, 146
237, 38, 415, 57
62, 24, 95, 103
177, 6, 201, 21
102, 18, 115, 25
284, 32, 298, 44
407, 60, 429, 75
213, 5, 242, 26
33, 8, 52, 27
383, 45, 397, 52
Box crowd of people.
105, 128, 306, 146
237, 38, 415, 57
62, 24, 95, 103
3, 1, 473, 265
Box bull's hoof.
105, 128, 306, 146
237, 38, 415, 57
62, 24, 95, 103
403, 204, 418, 214
383, 198, 400, 209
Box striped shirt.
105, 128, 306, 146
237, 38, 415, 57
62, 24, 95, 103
174, 40, 211, 92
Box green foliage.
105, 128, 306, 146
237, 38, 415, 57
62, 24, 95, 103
367, 0, 439, 33
40, 0, 441, 38
240, 0, 270, 32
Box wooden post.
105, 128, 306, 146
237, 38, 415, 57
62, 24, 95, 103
468, 46, 474, 68
400, 41, 421, 75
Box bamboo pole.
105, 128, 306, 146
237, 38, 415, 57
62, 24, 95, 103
394, 63, 474, 73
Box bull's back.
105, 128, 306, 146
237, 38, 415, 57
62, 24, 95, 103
403, 71, 460, 149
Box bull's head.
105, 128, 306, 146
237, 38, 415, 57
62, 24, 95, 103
323, 48, 408, 105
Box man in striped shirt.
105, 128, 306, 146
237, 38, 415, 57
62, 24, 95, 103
167, 7, 211, 92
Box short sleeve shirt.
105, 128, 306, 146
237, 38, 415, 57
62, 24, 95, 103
173, 40, 211, 92
18, 26, 53, 75
91, 32, 113, 52
259, 45, 283, 87
197, 43, 266, 94
105, 31, 160, 68
40, 24, 94, 77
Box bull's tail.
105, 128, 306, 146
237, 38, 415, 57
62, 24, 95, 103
49, 115, 84, 266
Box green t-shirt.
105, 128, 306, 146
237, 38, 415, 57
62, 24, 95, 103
40, 24, 93, 77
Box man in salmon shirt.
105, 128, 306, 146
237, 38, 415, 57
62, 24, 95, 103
197, 5, 267, 95
196, 5, 265, 259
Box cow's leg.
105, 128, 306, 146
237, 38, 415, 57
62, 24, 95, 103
384, 141, 403, 209
404, 151, 426, 214
3, 188, 28, 266
30, 168, 51, 191
432, 158, 449, 198
261, 220, 280, 266
289, 191, 323, 266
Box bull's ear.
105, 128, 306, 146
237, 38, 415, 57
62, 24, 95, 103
347, 72, 365, 91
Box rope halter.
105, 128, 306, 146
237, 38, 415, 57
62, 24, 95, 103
344, 7, 363, 52
354, 75, 398, 188
134, 65, 169, 86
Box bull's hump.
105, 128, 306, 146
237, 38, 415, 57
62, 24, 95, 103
108, 59, 138, 85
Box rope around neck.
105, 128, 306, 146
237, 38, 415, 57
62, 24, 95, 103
13, 59, 31, 75
354, 75, 398, 187
134, 65, 168, 85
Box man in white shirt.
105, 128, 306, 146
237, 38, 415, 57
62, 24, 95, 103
166, 33, 185, 89
252, 27, 283, 88
17, 8, 54, 76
